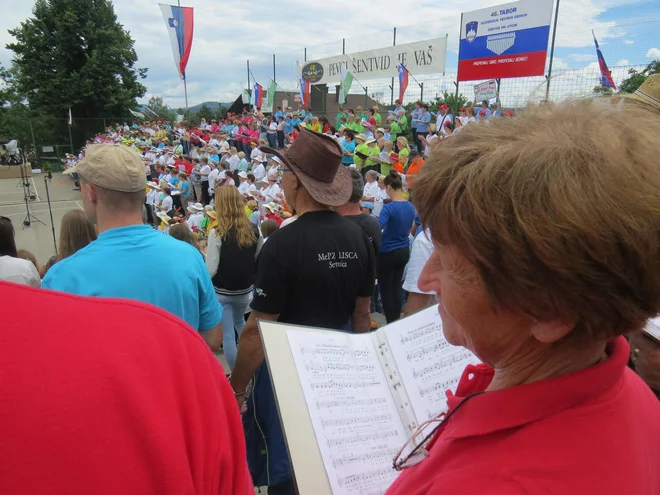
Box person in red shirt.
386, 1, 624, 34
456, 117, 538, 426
0, 281, 254, 495
387, 100, 660, 494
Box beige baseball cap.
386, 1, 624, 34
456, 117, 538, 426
63, 144, 147, 192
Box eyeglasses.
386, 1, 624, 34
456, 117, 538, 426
392, 392, 483, 471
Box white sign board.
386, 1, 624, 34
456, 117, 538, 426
474, 80, 498, 101
298, 37, 448, 85
42, 146, 54, 153
282, 99, 288, 110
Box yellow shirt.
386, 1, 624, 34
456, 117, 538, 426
206, 220, 217, 237
365, 145, 381, 167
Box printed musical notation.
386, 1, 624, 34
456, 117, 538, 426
384, 306, 481, 423
287, 330, 406, 495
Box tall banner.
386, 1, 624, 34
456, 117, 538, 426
397, 63, 409, 103
338, 67, 353, 105
252, 82, 264, 109
299, 76, 311, 108
159, 4, 194, 79
458, 0, 553, 81
297, 37, 447, 85
593, 32, 616, 90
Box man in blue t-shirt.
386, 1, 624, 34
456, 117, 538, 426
44, 144, 223, 351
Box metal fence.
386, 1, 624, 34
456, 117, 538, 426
238, 1, 658, 110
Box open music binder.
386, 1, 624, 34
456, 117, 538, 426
259, 305, 481, 495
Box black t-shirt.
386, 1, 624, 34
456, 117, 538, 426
344, 213, 382, 255
251, 210, 375, 329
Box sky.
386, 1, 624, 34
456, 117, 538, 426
0, 0, 659, 109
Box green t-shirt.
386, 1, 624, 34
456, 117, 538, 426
390, 122, 401, 138
374, 113, 382, 124
380, 162, 392, 175
399, 116, 408, 130
346, 122, 358, 131
398, 147, 410, 167
365, 145, 381, 167
336, 112, 346, 127
354, 143, 370, 168
355, 123, 365, 134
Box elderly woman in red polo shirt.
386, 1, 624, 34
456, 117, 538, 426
387, 100, 660, 494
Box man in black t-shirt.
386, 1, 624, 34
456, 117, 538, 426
230, 129, 375, 495
336, 167, 382, 255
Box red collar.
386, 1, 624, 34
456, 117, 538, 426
440, 337, 628, 441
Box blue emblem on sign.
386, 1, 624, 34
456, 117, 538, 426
465, 21, 478, 43
168, 17, 179, 28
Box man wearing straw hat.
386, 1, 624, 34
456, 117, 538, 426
43, 144, 223, 351
230, 128, 376, 495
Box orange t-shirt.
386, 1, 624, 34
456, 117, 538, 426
406, 158, 425, 189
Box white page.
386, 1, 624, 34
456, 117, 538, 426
385, 305, 481, 422
645, 316, 660, 340
287, 329, 406, 495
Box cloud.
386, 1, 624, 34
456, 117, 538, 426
0, 0, 653, 108
647, 48, 660, 58
569, 54, 596, 62
615, 59, 630, 66
624, 40, 635, 45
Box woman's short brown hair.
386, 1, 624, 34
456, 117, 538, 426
414, 100, 660, 339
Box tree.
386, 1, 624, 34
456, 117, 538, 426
5, 0, 147, 148
593, 85, 614, 96
618, 60, 660, 94
146, 96, 175, 121
196, 104, 216, 123
432, 90, 470, 115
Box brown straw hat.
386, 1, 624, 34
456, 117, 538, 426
260, 128, 351, 207
622, 74, 660, 111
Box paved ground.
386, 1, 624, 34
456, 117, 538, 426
0, 171, 83, 265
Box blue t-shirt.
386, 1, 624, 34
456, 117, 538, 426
180, 180, 190, 198
341, 140, 356, 165
42, 225, 222, 331
378, 201, 417, 253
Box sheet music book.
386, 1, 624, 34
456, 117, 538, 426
259, 305, 481, 495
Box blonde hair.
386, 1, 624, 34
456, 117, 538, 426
396, 136, 410, 150
214, 186, 256, 248
58, 209, 97, 260
414, 99, 660, 339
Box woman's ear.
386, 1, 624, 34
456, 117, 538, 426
530, 320, 576, 344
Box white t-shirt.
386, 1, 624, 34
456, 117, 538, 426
262, 183, 281, 203
250, 148, 262, 161
252, 164, 266, 182
402, 230, 435, 295
0, 256, 41, 287
228, 155, 240, 171
186, 212, 204, 230
208, 168, 220, 192
238, 181, 250, 194
161, 195, 173, 212
373, 188, 389, 217
186, 212, 203, 230
199, 165, 211, 182
363, 181, 380, 200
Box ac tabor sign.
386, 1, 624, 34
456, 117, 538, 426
298, 37, 448, 85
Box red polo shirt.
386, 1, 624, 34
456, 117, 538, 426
0, 282, 253, 495
387, 337, 660, 495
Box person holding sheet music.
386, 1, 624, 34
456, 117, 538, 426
386, 100, 660, 495
230, 129, 375, 495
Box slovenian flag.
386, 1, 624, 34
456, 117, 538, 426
397, 63, 409, 103
252, 82, 264, 109
300, 76, 311, 108
593, 31, 616, 90
160, 4, 194, 80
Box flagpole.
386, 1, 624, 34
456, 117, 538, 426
545, 0, 561, 101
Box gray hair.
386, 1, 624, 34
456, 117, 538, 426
365, 170, 379, 180
348, 168, 364, 203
